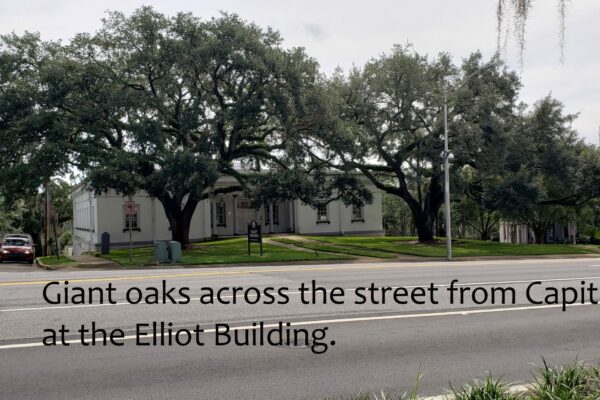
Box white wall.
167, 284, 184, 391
72, 176, 385, 254
72, 187, 98, 254
72, 188, 212, 255
499, 222, 530, 244
294, 189, 383, 236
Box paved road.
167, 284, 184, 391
1, 257, 600, 399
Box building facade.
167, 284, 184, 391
72, 175, 384, 255
499, 221, 576, 244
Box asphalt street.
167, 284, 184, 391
1, 256, 600, 399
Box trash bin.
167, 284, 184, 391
154, 242, 169, 263
101, 232, 110, 255
168, 241, 182, 262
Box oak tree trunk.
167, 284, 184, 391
412, 210, 436, 242
159, 195, 200, 249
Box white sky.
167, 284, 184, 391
1, 0, 598, 144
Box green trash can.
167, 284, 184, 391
154, 242, 169, 263
168, 241, 182, 262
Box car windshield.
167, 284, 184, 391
2, 239, 30, 247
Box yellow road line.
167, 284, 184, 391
0, 264, 381, 286
0, 258, 594, 287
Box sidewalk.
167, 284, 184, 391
68, 255, 123, 269
267, 236, 426, 262
40, 246, 600, 271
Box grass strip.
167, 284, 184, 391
102, 237, 354, 267
272, 238, 397, 259
308, 237, 595, 257
36, 255, 76, 265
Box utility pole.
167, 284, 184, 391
44, 180, 51, 256
127, 195, 133, 263
443, 91, 452, 261
442, 57, 500, 261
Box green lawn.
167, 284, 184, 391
102, 237, 354, 267
307, 236, 596, 257
272, 238, 397, 259
37, 255, 77, 265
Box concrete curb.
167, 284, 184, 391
62, 251, 600, 271
35, 257, 80, 270
421, 384, 530, 400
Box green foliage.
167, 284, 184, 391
1, 7, 597, 250
450, 91, 600, 244
0, 179, 71, 252
101, 237, 352, 267
58, 230, 72, 248
37, 255, 76, 266
245, 169, 373, 210
325, 360, 600, 400
382, 193, 415, 236
271, 238, 397, 259
315, 47, 520, 242
531, 360, 600, 400
451, 375, 520, 400
0, 33, 71, 201
8, 7, 341, 247
488, 96, 600, 243
324, 369, 422, 400
453, 175, 499, 240
0, 196, 24, 234
307, 236, 593, 257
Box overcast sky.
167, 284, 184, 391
1, 0, 598, 144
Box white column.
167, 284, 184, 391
211, 195, 217, 237
288, 201, 294, 233
338, 200, 344, 236
233, 195, 238, 235
268, 203, 274, 233
72, 190, 77, 255
151, 197, 156, 244
293, 200, 299, 234
89, 193, 94, 252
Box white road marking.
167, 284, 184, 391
1, 257, 598, 286
0, 302, 593, 350
3, 275, 600, 313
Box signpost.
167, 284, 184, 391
125, 201, 138, 263
247, 220, 262, 256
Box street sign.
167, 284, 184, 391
247, 219, 262, 256
125, 201, 138, 215
124, 200, 138, 263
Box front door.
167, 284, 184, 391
237, 199, 258, 234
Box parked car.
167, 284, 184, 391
0, 235, 35, 264
2, 233, 33, 243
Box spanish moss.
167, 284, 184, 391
558, 0, 567, 64
495, 0, 568, 69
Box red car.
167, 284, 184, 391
0, 237, 35, 264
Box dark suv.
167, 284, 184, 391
0, 235, 35, 264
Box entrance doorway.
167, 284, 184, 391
236, 199, 260, 234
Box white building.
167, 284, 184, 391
72, 175, 384, 255
499, 221, 577, 244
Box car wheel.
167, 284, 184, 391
28, 259, 34, 265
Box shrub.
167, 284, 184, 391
530, 360, 600, 400
450, 375, 521, 400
